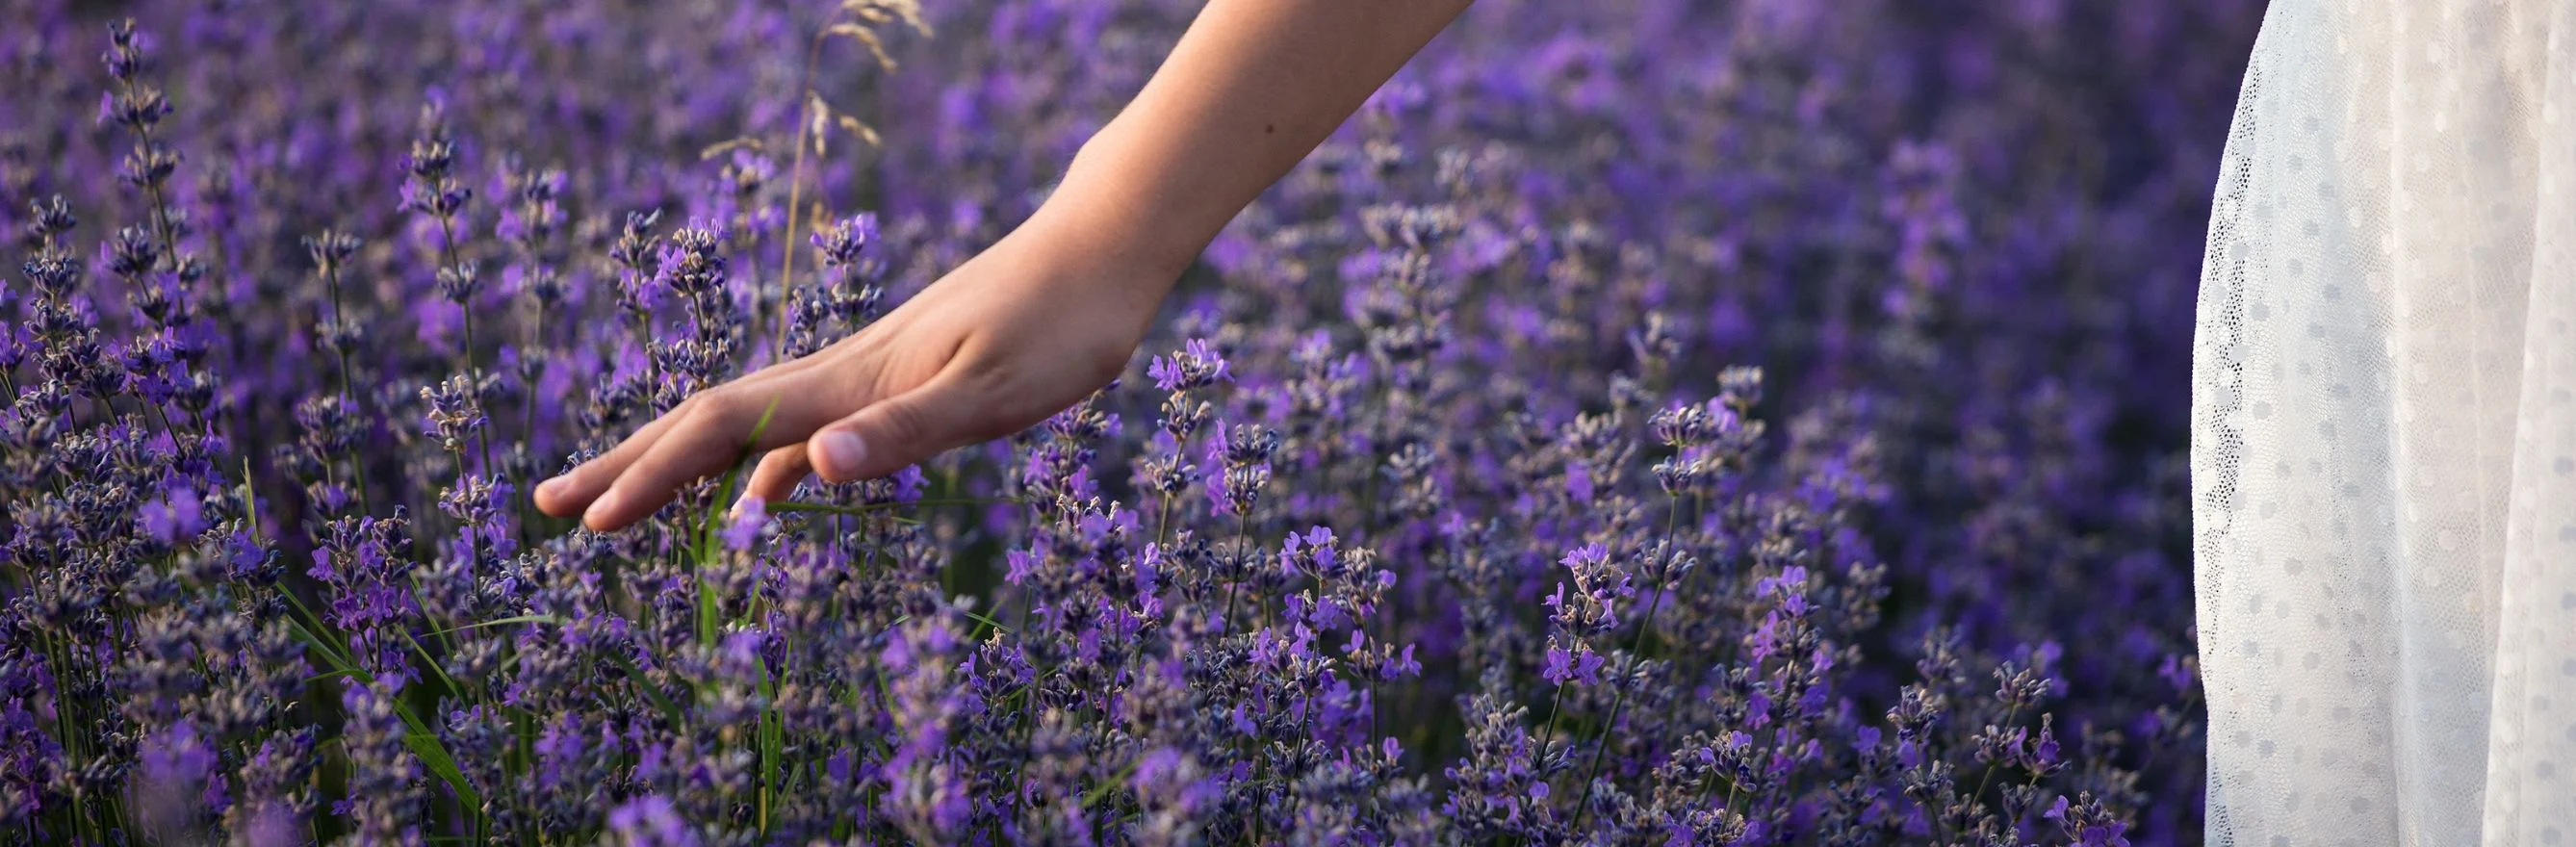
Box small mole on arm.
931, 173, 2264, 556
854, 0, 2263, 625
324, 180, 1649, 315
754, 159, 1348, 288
1265, 123, 1276, 134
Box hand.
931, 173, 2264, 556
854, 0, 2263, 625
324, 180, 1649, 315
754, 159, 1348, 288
532, 0, 1472, 533
532, 211, 1172, 532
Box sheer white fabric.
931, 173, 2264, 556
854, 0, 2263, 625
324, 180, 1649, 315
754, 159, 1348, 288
2191, 0, 2576, 843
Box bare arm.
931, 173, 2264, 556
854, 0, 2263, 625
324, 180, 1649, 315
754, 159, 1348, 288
537, 0, 1473, 530
1041, 0, 1476, 284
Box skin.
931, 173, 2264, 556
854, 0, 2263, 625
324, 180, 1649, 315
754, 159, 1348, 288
534, 0, 1478, 531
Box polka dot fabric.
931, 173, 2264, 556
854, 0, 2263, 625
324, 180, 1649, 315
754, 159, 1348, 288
2192, 0, 2576, 843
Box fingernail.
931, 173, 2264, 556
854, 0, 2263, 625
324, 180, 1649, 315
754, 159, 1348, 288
728, 495, 762, 520
815, 431, 867, 479
583, 489, 622, 528
535, 476, 565, 501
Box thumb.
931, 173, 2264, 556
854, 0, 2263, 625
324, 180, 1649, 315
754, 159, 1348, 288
807, 375, 979, 483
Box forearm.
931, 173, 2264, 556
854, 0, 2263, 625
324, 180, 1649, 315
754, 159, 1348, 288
1026, 0, 1473, 284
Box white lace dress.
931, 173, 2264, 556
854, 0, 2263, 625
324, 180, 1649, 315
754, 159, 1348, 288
2191, 0, 2576, 843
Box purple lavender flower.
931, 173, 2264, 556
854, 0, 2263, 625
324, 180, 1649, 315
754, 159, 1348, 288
606, 794, 700, 847
0, 3, 2249, 841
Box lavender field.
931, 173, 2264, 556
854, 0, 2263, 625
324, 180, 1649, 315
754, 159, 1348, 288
0, 0, 2260, 843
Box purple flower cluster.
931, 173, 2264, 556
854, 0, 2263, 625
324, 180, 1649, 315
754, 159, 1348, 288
0, 0, 2254, 842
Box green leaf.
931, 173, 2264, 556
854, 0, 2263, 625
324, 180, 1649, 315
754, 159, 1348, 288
424, 614, 563, 638
697, 578, 721, 647
757, 656, 785, 837
1082, 752, 1149, 808
396, 627, 464, 694
277, 592, 356, 672
700, 396, 784, 560
961, 606, 1011, 637
239, 457, 262, 544
279, 595, 485, 815
607, 650, 686, 728
398, 717, 483, 812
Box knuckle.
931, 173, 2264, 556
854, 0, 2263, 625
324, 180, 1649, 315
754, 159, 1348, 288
875, 403, 924, 444
875, 398, 935, 448
572, 452, 624, 485
694, 387, 746, 418
689, 390, 770, 443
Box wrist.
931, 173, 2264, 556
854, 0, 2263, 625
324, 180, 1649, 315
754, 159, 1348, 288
1031, 120, 1215, 287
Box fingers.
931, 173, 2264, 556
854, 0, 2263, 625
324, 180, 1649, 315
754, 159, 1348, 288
533, 349, 854, 521
531, 401, 692, 518
808, 372, 984, 484
734, 372, 988, 509
576, 380, 854, 531
739, 445, 812, 508
532, 330, 994, 532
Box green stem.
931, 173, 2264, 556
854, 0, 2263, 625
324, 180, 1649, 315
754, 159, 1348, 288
1220, 512, 1250, 632
1965, 703, 2022, 822
1366, 602, 1383, 744
1570, 499, 1683, 830
520, 295, 547, 547
778, 31, 830, 360
122, 87, 180, 267
435, 213, 495, 480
